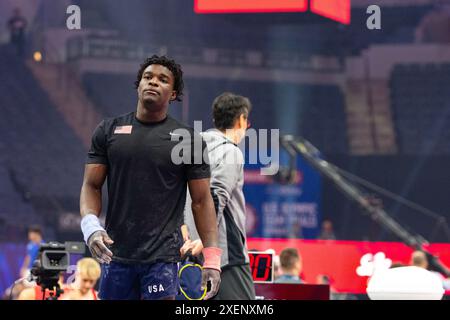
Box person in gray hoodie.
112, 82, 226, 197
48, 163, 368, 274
181, 92, 255, 300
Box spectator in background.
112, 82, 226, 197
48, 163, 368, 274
20, 225, 43, 278
288, 220, 303, 239
316, 274, 340, 300
410, 250, 450, 290
274, 248, 303, 284
3, 226, 43, 299
415, 1, 450, 43
410, 251, 429, 269
7, 8, 27, 57
61, 258, 101, 300
316, 274, 331, 286
317, 219, 336, 240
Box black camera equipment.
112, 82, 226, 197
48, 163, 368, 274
29, 241, 85, 300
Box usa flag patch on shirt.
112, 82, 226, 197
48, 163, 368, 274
114, 125, 133, 134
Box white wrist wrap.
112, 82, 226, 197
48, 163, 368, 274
81, 214, 105, 243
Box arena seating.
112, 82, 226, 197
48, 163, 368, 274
0, 46, 86, 233
390, 63, 450, 154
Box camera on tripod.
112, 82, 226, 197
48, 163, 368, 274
30, 241, 85, 300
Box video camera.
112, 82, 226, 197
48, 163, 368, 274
30, 241, 85, 300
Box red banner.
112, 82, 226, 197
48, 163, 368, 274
195, 0, 308, 13
247, 238, 450, 294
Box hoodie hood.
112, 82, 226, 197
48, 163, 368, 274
200, 129, 236, 153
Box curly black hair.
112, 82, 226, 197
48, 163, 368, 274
134, 55, 184, 101
212, 92, 252, 130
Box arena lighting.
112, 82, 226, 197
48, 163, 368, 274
194, 0, 351, 24
33, 51, 42, 62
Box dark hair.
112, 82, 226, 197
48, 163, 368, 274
212, 92, 252, 130
27, 225, 42, 236
134, 55, 184, 101
279, 248, 300, 270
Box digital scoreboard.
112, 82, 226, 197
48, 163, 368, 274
194, 0, 351, 24
248, 251, 274, 283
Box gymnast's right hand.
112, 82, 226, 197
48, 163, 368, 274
87, 230, 114, 264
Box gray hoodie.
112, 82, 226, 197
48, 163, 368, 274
184, 129, 249, 267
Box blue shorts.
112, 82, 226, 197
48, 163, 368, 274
99, 261, 179, 300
